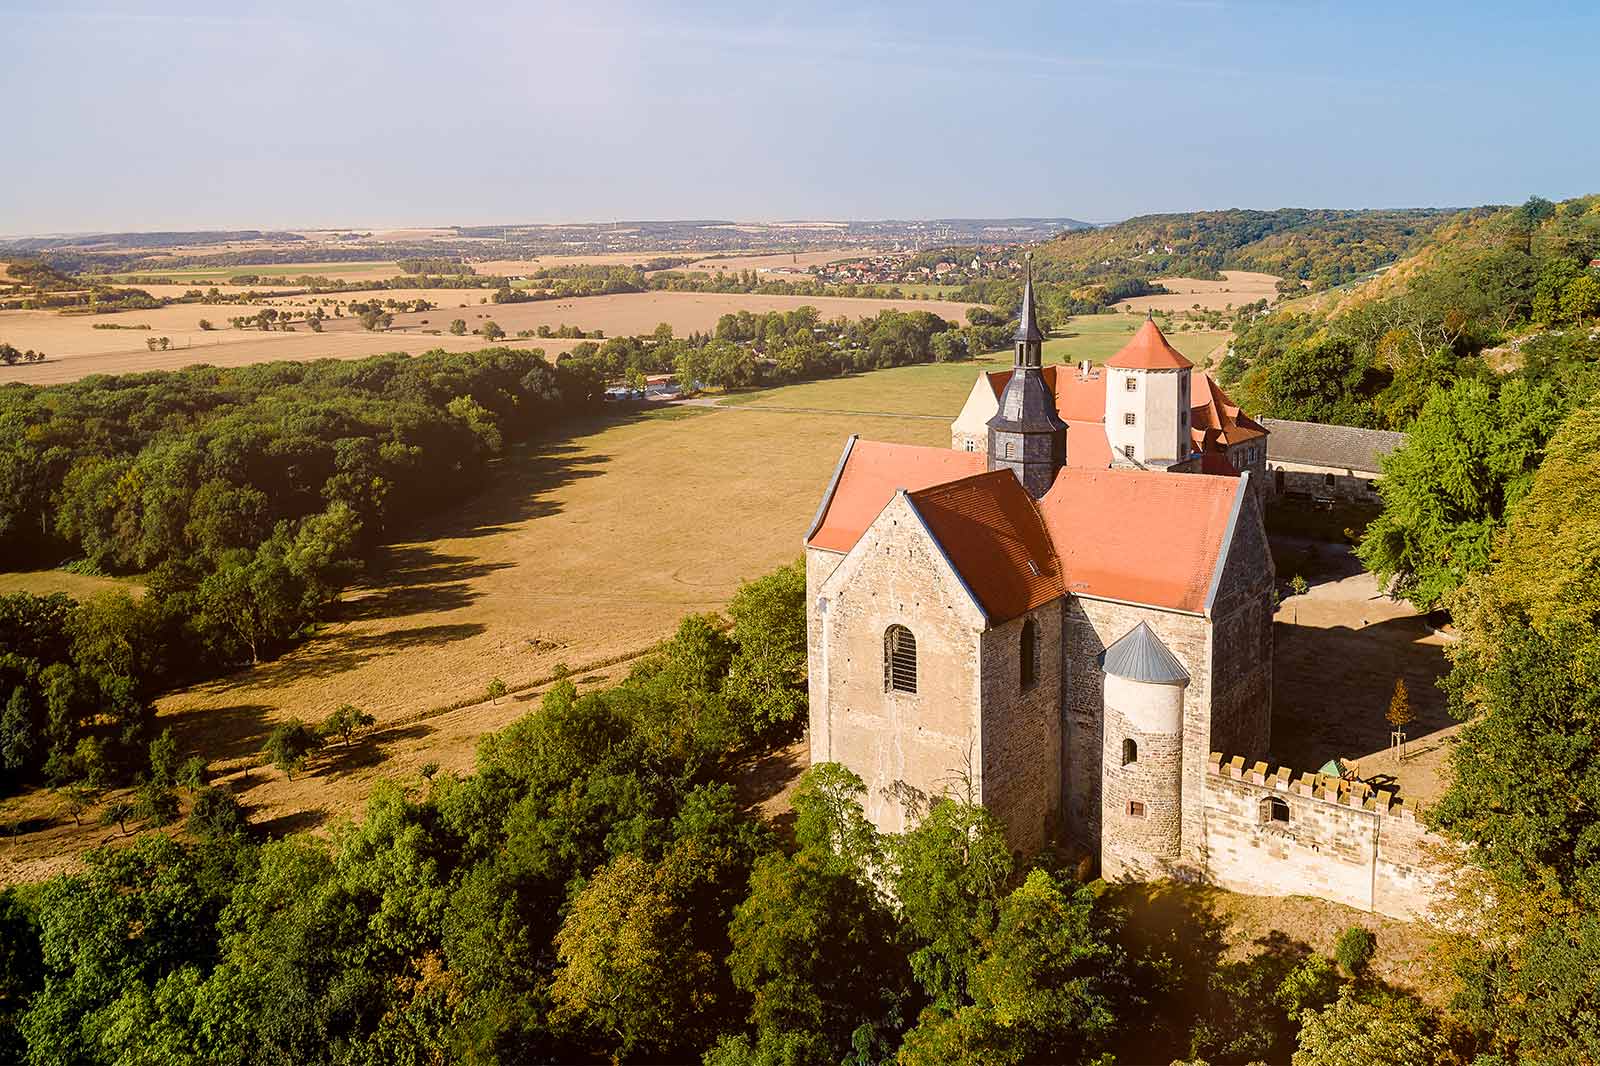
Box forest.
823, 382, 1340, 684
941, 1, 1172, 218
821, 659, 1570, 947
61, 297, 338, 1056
0, 348, 602, 794
0, 563, 1464, 1066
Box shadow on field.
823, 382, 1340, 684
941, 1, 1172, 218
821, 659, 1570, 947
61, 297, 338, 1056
340, 546, 513, 620
1272, 614, 1451, 789
251, 807, 330, 837
164, 702, 277, 765
409, 431, 613, 542
318, 722, 434, 773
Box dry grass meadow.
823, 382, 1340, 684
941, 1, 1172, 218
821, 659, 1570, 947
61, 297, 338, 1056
1120, 270, 1280, 312
0, 291, 977, 385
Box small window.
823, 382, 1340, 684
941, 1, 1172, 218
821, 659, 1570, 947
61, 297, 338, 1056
1123, 412, 1136, 426
1123, 444, 1135, 458
1261, 796, 1290, 824
1127, 800, 1146, 818
884, 625, 917, 694
1020, 618, 1038, 688
1125, 376, 1138, 392
1004, 441, 1015, 460
1323, 473, 1336, 488
963, 439, 975, 452
1122, 738, 1137, 765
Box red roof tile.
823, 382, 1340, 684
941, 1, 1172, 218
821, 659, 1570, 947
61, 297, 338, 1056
1105, 318, 1194, 370
1191, 372, 1265, 446
908, 471, 1064, 622
807, 439, 984, 553
1037, 467, 1241, 613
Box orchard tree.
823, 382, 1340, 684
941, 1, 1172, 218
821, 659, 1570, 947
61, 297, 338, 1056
319, 703, 374, 746
263, 719, 322, 779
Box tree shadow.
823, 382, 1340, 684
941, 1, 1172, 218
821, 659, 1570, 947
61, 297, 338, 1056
250, 807, 330, 838
162, 702, 277, 766
312, 723, 434, 774
1272, 613, 1452, 785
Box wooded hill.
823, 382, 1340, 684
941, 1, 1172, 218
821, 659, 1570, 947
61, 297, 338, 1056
1032, 207, 1480, 293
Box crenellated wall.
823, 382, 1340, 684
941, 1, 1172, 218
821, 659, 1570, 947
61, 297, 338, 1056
1202, 752, 1448, 921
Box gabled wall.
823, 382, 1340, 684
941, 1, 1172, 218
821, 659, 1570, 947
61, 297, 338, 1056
810, 494, 988, 835
950, 373, 999, 454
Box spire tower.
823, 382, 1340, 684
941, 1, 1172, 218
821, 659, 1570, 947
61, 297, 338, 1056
986, 255, 1066, 497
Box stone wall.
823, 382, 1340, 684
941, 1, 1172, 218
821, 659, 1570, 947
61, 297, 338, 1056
1206, 486, 1274, 762
1269, 461, 1381, 503
979, 608, 1062, 852
1203, 753, 1447, 921
1100, 673, 1186, 880
1062, 597, 1211, 871
809, 494, 988, 836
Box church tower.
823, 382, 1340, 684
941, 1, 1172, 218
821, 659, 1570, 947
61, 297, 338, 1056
986, 262, 1067, 497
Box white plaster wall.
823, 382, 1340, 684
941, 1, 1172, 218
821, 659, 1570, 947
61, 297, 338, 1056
1104, 367, 1188, 463
1104, 673, 1184, 733
950, 374, 999, 453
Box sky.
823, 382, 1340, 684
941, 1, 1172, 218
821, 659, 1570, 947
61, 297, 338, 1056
2, 0, 1597, 234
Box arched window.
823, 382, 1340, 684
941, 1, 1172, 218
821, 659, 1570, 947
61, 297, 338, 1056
884, 625, 917, 694
1122, 738, 1138, 766
1020, 618, 1038, 688
1260, 796, 1290, 825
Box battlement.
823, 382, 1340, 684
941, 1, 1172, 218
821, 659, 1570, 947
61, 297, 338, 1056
1207, 751, 1418, 823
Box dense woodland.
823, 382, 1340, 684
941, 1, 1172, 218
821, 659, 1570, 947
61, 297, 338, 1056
0, 349, 601, 792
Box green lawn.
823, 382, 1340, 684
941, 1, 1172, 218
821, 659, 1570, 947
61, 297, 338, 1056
894, 283, 966, 299
716, 314, 1231, 417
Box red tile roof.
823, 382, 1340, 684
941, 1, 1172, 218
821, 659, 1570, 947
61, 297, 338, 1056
1105, 318, 1194, 370
807, 439, 984, 553
1191, 372, 1266, 446
907, 472, 1064, 621
1037, 468, 1240, 613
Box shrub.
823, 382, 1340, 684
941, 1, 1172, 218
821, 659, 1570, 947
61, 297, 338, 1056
187, 785, 250, 841
1334, 925, 1376, 978
1290, 574, 1309, 596
263, 719, 323, 779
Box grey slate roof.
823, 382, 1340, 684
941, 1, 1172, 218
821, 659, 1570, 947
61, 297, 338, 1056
1099, 622, 1190, 685
1260, 418, 1407, 474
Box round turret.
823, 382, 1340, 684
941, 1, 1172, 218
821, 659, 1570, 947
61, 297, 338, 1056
1099, 621, 1189, 879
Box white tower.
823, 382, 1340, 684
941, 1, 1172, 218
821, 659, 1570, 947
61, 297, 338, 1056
1103, 316, 1195, 468
1099, 621, 1190, 880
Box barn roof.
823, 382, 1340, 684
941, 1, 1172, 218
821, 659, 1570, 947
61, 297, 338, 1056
1261, 419, 1406, 473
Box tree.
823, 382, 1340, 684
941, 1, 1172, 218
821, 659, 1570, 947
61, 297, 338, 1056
187, 785, 249, 841
723, 561, 807, 743
448, 319, 467, 336
1562, 274, 1600, 326
318, 703, 374, 746
1385, 679, 1413, 732
479, 320, 505, 342
1357, 376, 1563, 610
262, 719, 322, 779
358, 308, 392, 331
99, 800, 133, 835
1292, 986, 1446, 1066
549, 852, 717, 1058
133, 779, 179, 826
485, 677, 507, 705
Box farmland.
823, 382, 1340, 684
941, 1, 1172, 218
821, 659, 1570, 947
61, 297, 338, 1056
0, 290, 978, 385
1119, 270, 1280, 312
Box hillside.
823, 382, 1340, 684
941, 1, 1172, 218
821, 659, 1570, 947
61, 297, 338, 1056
1218, 193, 1600, 430
1033, 207, 1479, 293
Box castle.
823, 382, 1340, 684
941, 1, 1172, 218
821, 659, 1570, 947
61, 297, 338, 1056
803, 276, 1443, 918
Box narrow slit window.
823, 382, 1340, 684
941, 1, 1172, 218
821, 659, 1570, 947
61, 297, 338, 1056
884, 625, 917, 694
1020, 618, 1038, 688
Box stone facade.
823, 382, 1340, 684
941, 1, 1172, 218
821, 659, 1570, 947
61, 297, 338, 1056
1270, 461, 1381, 504
807, 495, 986, 836
979, 609, 1063, 852
1203, 753, 1448, 921
1099, 672, 1186, 880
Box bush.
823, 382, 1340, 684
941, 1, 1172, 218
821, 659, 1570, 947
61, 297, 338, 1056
1290, 574, 1309, 596
1334, 925, 1376, 978
263, 719, 323, 779
187, 785, 249, 841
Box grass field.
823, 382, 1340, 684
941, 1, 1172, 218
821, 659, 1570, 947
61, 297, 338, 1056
0, 569, 141, 600
0, 291, 977, 386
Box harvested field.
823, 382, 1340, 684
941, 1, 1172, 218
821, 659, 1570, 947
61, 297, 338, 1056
1120, 270, 1280, 312
0, 291, 975, 385
669, 247, 873, 273
99, 260, 397, 283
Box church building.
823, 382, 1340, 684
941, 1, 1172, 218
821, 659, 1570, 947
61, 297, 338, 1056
804, 274, 1276, 878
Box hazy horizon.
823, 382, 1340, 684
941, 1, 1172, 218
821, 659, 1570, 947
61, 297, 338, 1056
4, 0, 1596, 234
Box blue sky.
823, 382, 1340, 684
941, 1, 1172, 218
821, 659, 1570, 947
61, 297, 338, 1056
2, 1, 1596, 233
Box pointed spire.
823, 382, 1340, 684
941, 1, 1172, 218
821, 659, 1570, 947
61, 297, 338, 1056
1014, 253, 1043, 344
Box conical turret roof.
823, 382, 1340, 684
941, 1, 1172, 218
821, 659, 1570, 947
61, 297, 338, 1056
1099, 621, 1190, 684
1106, 316, 1193, 370
1014, 267, 1043, 343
